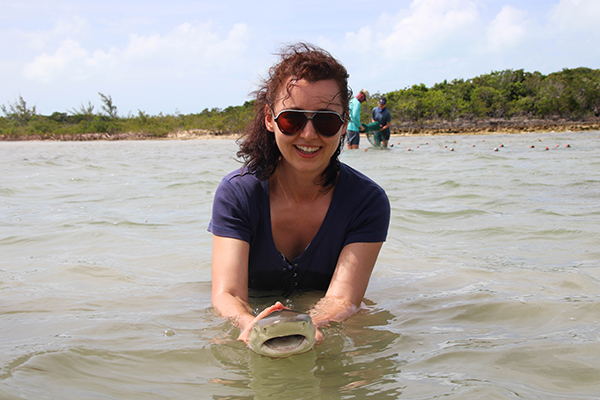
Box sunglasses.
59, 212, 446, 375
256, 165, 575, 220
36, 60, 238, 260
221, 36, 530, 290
272, 109, 345, 137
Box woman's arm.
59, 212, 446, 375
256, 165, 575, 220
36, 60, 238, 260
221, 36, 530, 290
211, 236, 294, 344
308, 241, 383, 328
211, 235, 256, 335
213, 236, 384, 341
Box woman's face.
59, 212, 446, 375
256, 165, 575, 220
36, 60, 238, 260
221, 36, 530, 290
265, 78, 347, 178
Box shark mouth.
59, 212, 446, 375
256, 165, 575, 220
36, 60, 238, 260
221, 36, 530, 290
263, 334, 309, 352
248, 309, 316, 358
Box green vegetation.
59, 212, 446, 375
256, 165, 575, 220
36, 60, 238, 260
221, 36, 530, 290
0, 92, 256, 139
1, 67, 599, 139
361, 67, 600, 124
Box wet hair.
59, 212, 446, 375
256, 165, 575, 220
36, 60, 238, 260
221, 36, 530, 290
237, 43, 351, 191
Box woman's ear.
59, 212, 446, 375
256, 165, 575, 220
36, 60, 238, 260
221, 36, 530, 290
265, 106, 274, 132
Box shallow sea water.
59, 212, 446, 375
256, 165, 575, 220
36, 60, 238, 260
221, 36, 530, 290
1, 131, 599, 399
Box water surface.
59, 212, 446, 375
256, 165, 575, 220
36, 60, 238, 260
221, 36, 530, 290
1, 132, 599, 399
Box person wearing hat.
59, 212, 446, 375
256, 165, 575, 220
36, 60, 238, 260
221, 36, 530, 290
371, 96, 392, 148
346, 89, 369, 149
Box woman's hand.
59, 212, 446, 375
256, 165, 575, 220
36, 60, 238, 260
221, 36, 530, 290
237, 302, 289, 344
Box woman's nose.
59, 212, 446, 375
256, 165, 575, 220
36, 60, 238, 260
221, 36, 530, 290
299, 115, 319, 139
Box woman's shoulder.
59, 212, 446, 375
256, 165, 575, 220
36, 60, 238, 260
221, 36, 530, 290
221, 167, 263, 187
339, 163, 387, 196
217, 167, 267, 198
336, 163, 391, 234
340, 163, 380, 184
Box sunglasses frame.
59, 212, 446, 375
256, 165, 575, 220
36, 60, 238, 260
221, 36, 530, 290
272, 109, 346, 137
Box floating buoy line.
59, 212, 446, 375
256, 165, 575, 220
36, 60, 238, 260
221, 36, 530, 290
359, 134, 586, 152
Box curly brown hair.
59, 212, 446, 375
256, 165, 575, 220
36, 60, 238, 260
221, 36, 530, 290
237, 43, 352, 191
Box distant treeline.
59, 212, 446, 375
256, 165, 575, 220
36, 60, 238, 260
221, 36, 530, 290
0, 92, 255, 138
1, 67, 599, 139
365, 67, 600, 123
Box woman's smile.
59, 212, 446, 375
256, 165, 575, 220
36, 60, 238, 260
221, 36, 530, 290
295, 144, 321, 156
266, 78, 346, 176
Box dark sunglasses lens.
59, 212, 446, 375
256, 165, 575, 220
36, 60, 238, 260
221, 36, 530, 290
313, 113, 343, 137
277, 112, 307, 135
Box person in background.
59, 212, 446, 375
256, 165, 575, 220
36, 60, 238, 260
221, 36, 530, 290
209, 43, 390, 344
372, 96, 392, 148
346, 89, 369, 149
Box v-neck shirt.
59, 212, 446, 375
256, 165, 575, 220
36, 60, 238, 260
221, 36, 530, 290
208, 163, 390, 296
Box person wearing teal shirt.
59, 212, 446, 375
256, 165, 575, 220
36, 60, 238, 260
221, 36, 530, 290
346, 89, 369, 149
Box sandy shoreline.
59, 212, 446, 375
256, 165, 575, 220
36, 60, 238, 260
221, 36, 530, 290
390, 117, 600, 136
1, 118, 599, 141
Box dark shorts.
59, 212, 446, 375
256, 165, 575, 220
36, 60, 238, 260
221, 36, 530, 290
346, 129, 360, 146
381, 130, 390, 141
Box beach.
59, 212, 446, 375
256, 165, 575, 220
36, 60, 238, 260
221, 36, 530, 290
1, 118, 599, 141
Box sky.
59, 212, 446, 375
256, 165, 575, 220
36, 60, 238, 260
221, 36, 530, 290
2, 0, 600, 116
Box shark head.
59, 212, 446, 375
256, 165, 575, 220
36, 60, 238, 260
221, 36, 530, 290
248, 310, 316, 358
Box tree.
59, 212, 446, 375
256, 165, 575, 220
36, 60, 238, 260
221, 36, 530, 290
1, 96, 37, 126
98, 92, 118, 119
69, 101, 95, 123
471, 87, 505, 117
70, 101, 95, 116
536, 75, 568, 117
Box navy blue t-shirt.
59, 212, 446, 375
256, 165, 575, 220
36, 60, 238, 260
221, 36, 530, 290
372, 106, 392, 138
208, 163, 390, 296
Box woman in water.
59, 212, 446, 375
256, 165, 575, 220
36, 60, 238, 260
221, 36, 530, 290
209, 43, 390, 342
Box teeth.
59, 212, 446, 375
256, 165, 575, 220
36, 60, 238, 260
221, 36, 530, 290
296, 145, 319, 154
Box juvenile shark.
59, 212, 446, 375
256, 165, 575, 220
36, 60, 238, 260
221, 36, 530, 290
248, 308, 316, 358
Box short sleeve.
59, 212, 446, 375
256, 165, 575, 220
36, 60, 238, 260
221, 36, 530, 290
344, 185, 390, 246
208, 175, 253, 243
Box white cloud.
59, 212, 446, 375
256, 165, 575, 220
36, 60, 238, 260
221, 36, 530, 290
343, 26, 374, 55
485, 5, 527, 52
28, 16, 89, 50
333, 0, 558, 94
549, 0, 600, 32
86, 48, 118, 70
23, 21, 250, 83
379, 0, 480, 61
52, 16, 88, 37
124, 33, 162, 58
123, 22, 249, 67
23, 39, 91, 82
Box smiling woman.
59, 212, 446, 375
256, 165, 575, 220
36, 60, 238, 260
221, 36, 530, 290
265, 79, 346, 183
208, 43, 390, 351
